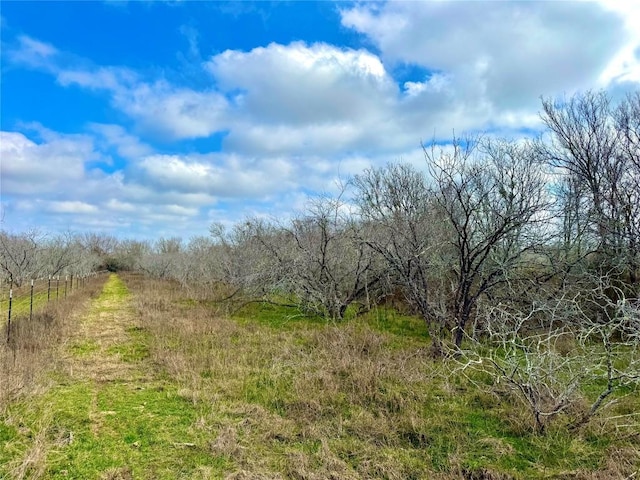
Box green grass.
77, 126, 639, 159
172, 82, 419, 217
105, 326, 150, 362
211, 301, 640, 477
68, 340, 100, 356
363, 306, 430, 343
0, 274, 233, 479
233, 299, 326, 329
2, 274, 639, 479
1, 277, 86, 322
1, 381, 230, 479
88, 274, 130, 311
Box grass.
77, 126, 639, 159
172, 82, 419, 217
3, 381, 229, 479
1, 274, 231, 479
1, 278, 79, 322
0, 274, 107, 409
125, 274, 640, 479
1, 273, 639, 479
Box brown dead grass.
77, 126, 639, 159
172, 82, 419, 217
0, 275, 107, 411
61, 280, 140, 383
113, 273, 640, 479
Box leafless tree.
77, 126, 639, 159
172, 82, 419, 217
39, 233, 82, 278
353, 163, 450, 351
139, 237, 184, 280
613, 91, 640, 287
0, 230, 45, 286
245, 193, 385, 320
210, 219, 287, 300
109, 239, 150, 272
425, 137, 552, 347
457, 274, 639, 434
537, 90, 640, 292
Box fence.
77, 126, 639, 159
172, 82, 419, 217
1, 271, 107, 343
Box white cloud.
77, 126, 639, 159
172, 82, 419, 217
340, 0, 632, 109
112, 81, 230, 139
0, 129, 94, 194
0, 128, 216, 237
597, 0, 640, 85
8, 35, 59, 70
104, 198, 137, 212
57, 66, 137, 91
89, 123, 153, 159
208, 42, 393, 125
47, 201, 99, 214
136, 153, 297, 197
4, 3, 639, 239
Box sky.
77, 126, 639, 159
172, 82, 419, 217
1, 0, 639, 240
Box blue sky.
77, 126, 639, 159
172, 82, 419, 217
1, 1, 639, 239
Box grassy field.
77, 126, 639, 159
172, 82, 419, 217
1, 273, 638, 479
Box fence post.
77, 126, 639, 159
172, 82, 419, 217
70, 274, 73, 293
56, 276, 59, 300
7, 289, 12, 343
64, 276, 68, 298
48, 275, 51, 302
30, 279, 34, 321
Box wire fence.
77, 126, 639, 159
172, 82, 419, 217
1, 271, 108, 343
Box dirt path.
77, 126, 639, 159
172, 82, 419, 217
1, 274, 221, 480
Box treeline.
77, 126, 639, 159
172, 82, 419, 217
142, 91, 640, 345
3, 90, 638, 431
0, 231, 107, 286
3, 91, 639, 348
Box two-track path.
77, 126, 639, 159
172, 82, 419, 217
1, 274, 223, 480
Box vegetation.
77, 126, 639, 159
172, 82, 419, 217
3, 274, 638, 479
1, 90, 639, 477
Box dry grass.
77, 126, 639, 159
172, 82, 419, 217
0, 275, 106, 410
2, 273, 637, 479
124, 273, 640, 479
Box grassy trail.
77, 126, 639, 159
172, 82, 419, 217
2, 274, 638, 479
0, 274, 225, 480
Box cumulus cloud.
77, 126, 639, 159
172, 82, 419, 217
4, 2, 639, 238
0, 129, 95, 194
88, 123, 153, 159
47, 201, 99, 214
337, 0, 640, 143
340, 1, 626, 106
112, 82, 230, 139
208, 42, 394, 124
0, 127, 213, 235
135, 153, 297, 197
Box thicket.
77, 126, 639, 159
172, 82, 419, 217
133, 90, 640, 432
2, 90, 639, 434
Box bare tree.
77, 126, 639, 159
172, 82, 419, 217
139, 237, 184, 280
613, 91, 640, 287
425, 137, 551, 347
210, 219, 287, 300
0, 230, 44, 286
40, 233, 81, 278
243, 193, 384, 320
285, 195, 384, 320
537, 90, 640, 292
457, 275, 640, 434
353, 163, 449, 351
